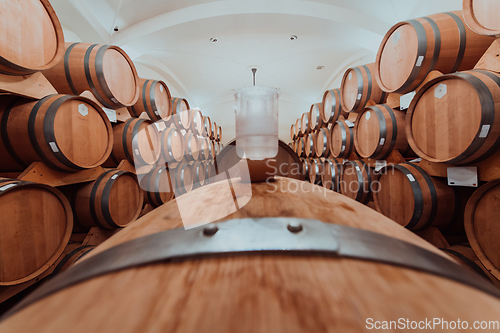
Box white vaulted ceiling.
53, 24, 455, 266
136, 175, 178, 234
49, 0, 462, 143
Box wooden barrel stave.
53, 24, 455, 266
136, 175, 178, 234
160, 126, 184, 164
321, 89, 347, 123
308, 103, 323, 131
463, 0, 500, 36
141, 166, 174, 208
0, 95, 113, 172
340, 160, 373, 204
322, 158, 343, 192
184, 131, 200, 162
330, 118, 355, 159
315, 128, 331, 158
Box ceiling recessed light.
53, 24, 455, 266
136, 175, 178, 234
210, 37, 218, 43
317, 66, 325, 70
289, 35, 298, 41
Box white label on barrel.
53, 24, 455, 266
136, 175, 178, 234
155, 110, 160, 115
365, 111, 371, 120
78, 104, 88, 116
357, 94, 362, 100
379, 138, 385, 145
479, 125, 490, 138
345, 120, 355, 128
135, 149, 140, 155
434, 84, 447, 99
154, 123, 161, 131
355, 165, 361, 172
407, 174, 415, 182
159, 169, 163, 173
447, 166, 478, 187
393, 31, 400, 44
400, 91, 416, 110
103, 108, 117, 123
49, 142, 59, 153
111, 98, 118, 103
0, 184, 16, 192
375, 160, 387, 172
348, 72, 352, 80
160, 85, 164, 92
341, 145, 346, 151
111, 174, 118, 180
416, 56, 424, 67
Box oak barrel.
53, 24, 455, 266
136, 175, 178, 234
375, 11, 495, 94
3, 178, 500, 332
190, 110, 204, 136
192, 161, 207, 189
463, 0, 500, 36
406, 70, 500, 164
290, 124, 296, 141
43, 43, 139, 109
374, 163, 457, 231
315, 127, 330, 158
171, 98, 190, 115
322, 158, 343, 192
341, 63, 387, 113
127, 79, 172, 122
340, 160, 373, 204
300, 112, 310, 136
308, 103, 323, 131
0, 95, 113, 172
321, 89, 347, 123
184, 131, 200, 162
71, 170, 143, 231
171, 163, 194, 195
354, 104, 411, 160
50, 244, 95, 276
308, 158, 323, 185
441, 244, 495, 283
141, 166, 174, 208
160, 126, 184, 164
0, 178, 72, 286
198, 137, 210, 161
304, 132, 316, 158
0, 0, 64, 75
330, 118, 356, 159
202, 116, 212, 139
294, 119, 301, 138
465, 179, 500, 281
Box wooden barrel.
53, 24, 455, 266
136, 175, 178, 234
321, 89, 347, 123
127, 79, 172, 121
315, 128, 330, 158
71, 170, 143, 231
170, 108, 192, 131
216, 140, 303, 181
0, 0, 64, 75
208, 140, 216, 160
212, 121, 218, 141
171, 163, 194, 195
184, 131, 200, 161
300, 112, 310, 136
308, 103, 323, 131
171, 98, 190, 115
330, 118, 355, 159
407, 70, 500, 164
141, 166, 174, 208
205, 161, 216, 183
322, 158, 343, 192
0, 95, 113, 172
106, 118, 160, 167
51, 244, 95, 276
202, 116, 212, 139
290, 124, 296, 141
340, 63, 387, 113
294, 119, 301, 138
304, 132, 316, 158
189, 109, 203, 136
160, 126, 184, 164
463, 0, 500, 36
374, 163, 457, 231
296, 137, 306, 158
340, 160, 373, 204
375, 11, 495, 94
5, 177, 500, 332
192, 161, 207, 189
465, 179, 500, 282
308, 158, 323, 185
354, 104, 411, 160
43, 43, 139, 109
218, 127, 222, 143
440, 244, 494, 282
0, 178, 72, 286
198, 137, 210, 161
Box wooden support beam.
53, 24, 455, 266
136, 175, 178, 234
0, 72, 57, 100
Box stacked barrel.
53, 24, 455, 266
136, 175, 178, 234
290, 3, 500, 286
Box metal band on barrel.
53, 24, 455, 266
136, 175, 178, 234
3, 217, 500, 321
